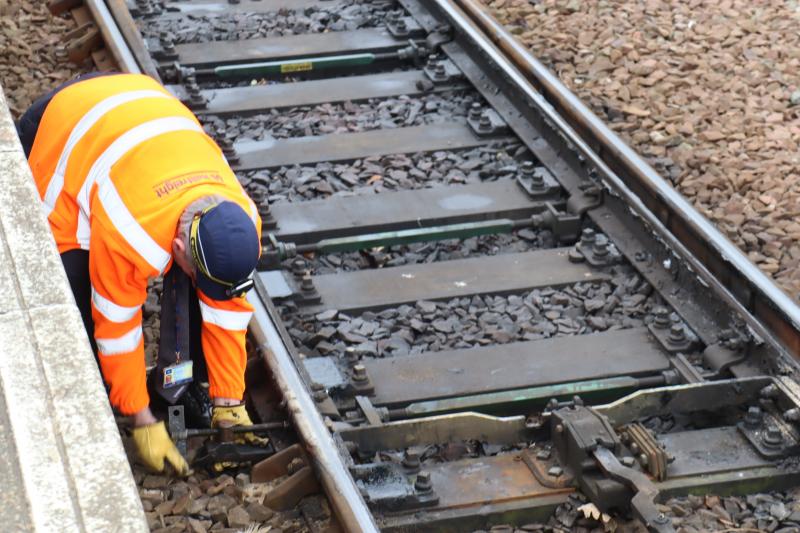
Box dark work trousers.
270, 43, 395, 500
16, 71, 113, 157
60, 250, 98, 361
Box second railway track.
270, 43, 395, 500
95, 0, 800, 531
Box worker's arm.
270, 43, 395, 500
88, 224, 150, 416
198, 291, 269, 448
196, 290, 253, 401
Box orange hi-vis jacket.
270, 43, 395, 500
27, 74, 261, 415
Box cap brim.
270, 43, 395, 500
196, 271, 233, 301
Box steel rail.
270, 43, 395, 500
84, 0, 141, 73
435, 0, 800, 360
248, 291, 379, 533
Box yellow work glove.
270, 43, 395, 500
131, 421, 190, 476
211, 403, 270, 447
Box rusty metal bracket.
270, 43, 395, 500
520, 447, 574, 489
593, 447, 674, 533
63, 21, 103, 64
47, 0, 82, 15
252, 444, 321, 510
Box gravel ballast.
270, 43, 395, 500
205, 91, 481, 142
238, 142, 530, 202
282, 268, 653, 358
137, 2, 391, 44
0, 1, 91, 117
483, 0, 800, 299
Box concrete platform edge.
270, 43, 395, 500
0, 87, 148, 532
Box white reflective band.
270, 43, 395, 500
91, 287, 139, 323
97, 326, 143, 356
199, 300, 252, 330
76, 116, 204, 272
43, 89, 171, 217
248, 199, 258, 225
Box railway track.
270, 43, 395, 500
89, 0, 800, 531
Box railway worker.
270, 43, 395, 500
18, 72, 267, 475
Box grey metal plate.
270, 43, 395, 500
662, 427, 770, 478
303, 248, 607, 313
270, 179, 543, 243
173, 28, 410, 67
235, 123, 504, 171
365, 328, 668, 407
169, 70, 466, 115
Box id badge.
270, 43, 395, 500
163, 360, 193, 389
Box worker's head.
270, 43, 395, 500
173, 196, 259, 300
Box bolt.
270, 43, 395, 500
579, 228, 596, 247
536, 449, 551, 460
520, 160, 536, 176
300, 273, 314, 292
554, 424, 564, 434
529, 168, 545, 189
478, 112, 492, 131
291, 258, 307, 277
784, 408, 800, 422
744, 406, 763, 429
668, 324, 686, 344
638, 453, 649, 466
654, 513, 670, 525
547, 466, 563, 477
629, 442, 640, 454
345, 348, 360, 367
468, 103, 482, 121
592, 234, 609, 258
763, 425, 783, 447
414, 472, 432, 493
402, 450, 421, 472
312, 389, 327, 402
433, 62, 446, 78
621, 456, 635, 467
653, 306, 671, 329
258, 202, 271, 219
352, 364, 368, 382
394, 18, 407, 31
159, 32, 175, 54
761, 384, 779, 399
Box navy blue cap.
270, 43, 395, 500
192, 201, 259, 300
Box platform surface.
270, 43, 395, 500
0, 87, 147, 532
